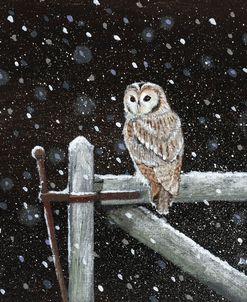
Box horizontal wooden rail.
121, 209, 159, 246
95, 172, 247, 205
40, 172, 247, 206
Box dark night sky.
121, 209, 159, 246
0, 0, 247, 301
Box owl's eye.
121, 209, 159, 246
143, 95, 151, 102
130, 96, 136, 102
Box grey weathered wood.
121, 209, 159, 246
107, 206, 247, 302
68, 136, 94, 302
95, 172, 247, 205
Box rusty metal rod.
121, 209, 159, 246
41, 191, 141, 203
32, 147, 68, 302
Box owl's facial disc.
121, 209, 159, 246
139, 90, 160, 114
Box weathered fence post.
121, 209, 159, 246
68, 136, 94, 302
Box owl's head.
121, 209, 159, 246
123, 82, 170, 117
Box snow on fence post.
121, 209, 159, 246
68, 136, 94, 302
107, 206, 247, 302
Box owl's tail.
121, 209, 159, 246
154, 187, 173, 215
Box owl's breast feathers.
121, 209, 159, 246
123, 111, 184, 206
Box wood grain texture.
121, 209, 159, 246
95, 172, 247, 205
68, 136, 94, 302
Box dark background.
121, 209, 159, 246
0, 0, 247, 301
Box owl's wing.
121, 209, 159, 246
132, 111, 184, 163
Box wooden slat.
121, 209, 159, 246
108, 206, 247, 302
68, 136, 94, 302
95, 172, 247, 205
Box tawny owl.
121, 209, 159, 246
123, 82, 184, 214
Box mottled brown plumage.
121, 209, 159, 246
123, 82, 184, 214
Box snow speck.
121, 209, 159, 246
227, 68, 237, 78
67, 15, 74, 22
227, 48, 233, 55
94, 126, 99, 132
23, 283, 29, 290
42, 261, 48, 268
58, 170, 64, 176
73, 46, 92, 64
98, 285, 104, 292
166, 43, 172, 49
74, 243, 79, 249
131, 248, 135, 255
86, 32, 92, 38
1, 177, 14, 191
126, 283, 133, 289
201, 56, 214, 70
117, 273, 123, 280
122, 238, 129, 245
142, 28, 154, 42
62, 27, 68, 34
116, 157, 121, 163
216, 189, 222, 194
238, 257, 247, 265
93, 0, 100, 5
34, 86, 47, 101
123, 17, 129, 24
22, 25, 27, 31
180, 38, 186, 45
185, 294, 194, 301
0, 289, 5, 295
26, 113, 31, 119
7, 15, 14, 23
136, 1, 143, 8
113, 35, 121, 41
171, 276, 176, 282
161, 16, 174, 30
215, 114, 221, 119
209, 18, 216, 25
179, 275, 184, 281
43, 280, 52, 289
116, 122, 121, 128
0, 69, 9, 86
110, 69, 117, 76
191, 152, 197, 158
19, 255, 25, 263
125, 212, 133, 219
243, 68, 247, 73
237, 238, 243, 245
153, 286, 159, 292
150, 238, 156, 244
132, 62, 138, 68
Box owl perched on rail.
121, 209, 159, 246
123, 82, 184, 214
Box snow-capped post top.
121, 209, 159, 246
31, 146, 45, 160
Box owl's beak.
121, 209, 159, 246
137, 100, 141, 113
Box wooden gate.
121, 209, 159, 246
32, 136, 247, 302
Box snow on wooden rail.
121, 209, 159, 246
108, 206, 247, 302
94, 172, 247, 205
